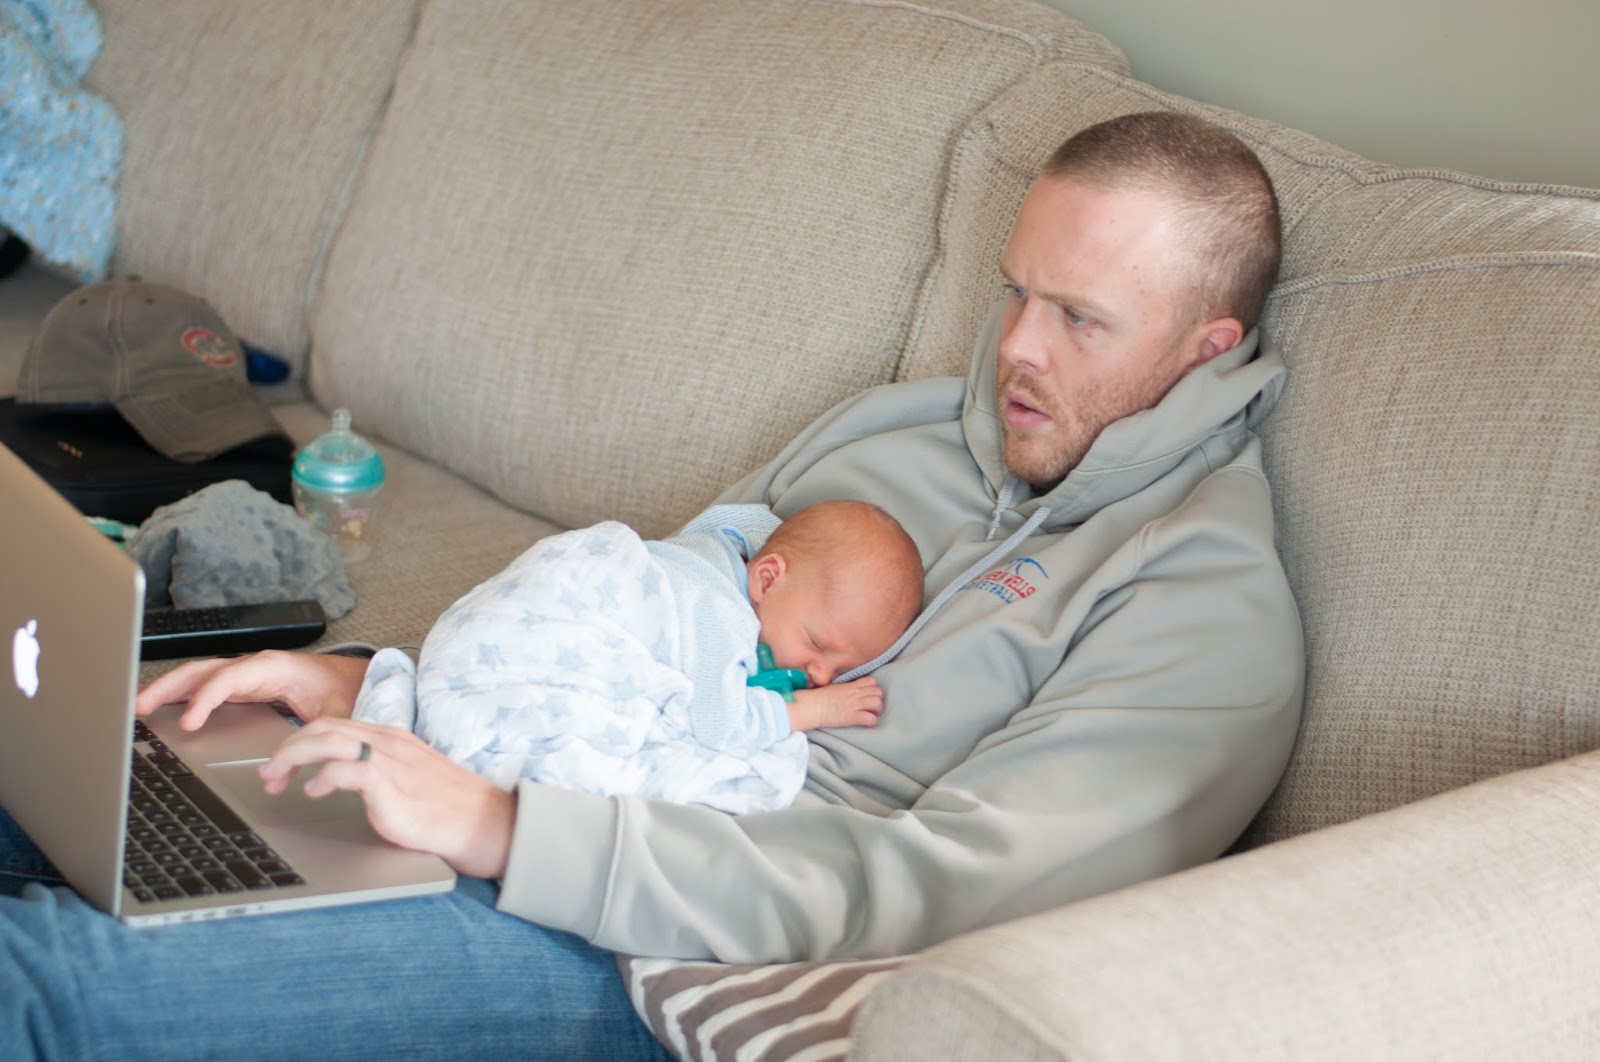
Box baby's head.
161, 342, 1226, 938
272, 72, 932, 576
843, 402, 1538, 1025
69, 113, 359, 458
747, 500, 923, 687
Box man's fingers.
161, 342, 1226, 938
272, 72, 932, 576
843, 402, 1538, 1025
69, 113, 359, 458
261, 720, 364, 791
134, 656, 232, 717
299, 759, 372, 800
136, 653, 276, 730
251, 715, 513, 876
175, 655, 290, 731
260, 718, 412, 793
140, 650, 371, 732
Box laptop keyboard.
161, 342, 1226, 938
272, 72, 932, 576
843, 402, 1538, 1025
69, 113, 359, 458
125, 720, 305, 903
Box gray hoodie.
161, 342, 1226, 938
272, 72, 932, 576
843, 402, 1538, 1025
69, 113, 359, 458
498, 303, 1305, 961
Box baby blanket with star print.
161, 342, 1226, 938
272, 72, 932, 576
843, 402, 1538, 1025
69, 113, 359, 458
352, 510, 808, 814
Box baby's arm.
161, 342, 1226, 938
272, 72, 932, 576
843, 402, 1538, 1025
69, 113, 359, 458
786, 676, 884, 733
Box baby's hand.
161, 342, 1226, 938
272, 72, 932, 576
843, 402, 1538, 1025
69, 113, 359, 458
787, 677, 884, 733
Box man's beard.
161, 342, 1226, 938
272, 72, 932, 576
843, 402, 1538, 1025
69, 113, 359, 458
997, 364, 1182, 492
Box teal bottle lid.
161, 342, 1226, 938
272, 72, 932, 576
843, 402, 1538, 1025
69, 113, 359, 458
292, 408, 386, 493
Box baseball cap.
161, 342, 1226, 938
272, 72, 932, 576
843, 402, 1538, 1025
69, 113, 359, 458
16, 279, 290, 463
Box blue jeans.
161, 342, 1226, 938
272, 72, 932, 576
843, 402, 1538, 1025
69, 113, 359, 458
0, 805, 671, 1061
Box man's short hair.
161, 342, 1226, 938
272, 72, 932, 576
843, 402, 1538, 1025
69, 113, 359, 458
1042, 111, 1282, 333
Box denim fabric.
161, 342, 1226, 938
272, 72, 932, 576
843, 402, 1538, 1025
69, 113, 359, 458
0, 804, 670, 1061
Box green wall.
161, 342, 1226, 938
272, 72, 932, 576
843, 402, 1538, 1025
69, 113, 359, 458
1043, 0, 1600, 189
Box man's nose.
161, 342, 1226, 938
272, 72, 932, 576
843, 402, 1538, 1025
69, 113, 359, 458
999, 298, 1050, 375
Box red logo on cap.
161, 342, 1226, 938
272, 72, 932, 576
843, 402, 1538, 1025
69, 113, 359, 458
182, 327, 237, 368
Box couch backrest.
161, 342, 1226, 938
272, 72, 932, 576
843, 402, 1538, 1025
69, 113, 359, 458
303, 0, 1127, 538
86, 0, 420, 373
1247, 160, 1600, 843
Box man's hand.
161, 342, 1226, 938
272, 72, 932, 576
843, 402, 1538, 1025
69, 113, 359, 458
260, 717, 517, 879
786, 676, 885, 733
134, 650, 370, 732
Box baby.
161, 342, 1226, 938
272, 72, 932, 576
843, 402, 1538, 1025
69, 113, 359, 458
353, 500, 923, 813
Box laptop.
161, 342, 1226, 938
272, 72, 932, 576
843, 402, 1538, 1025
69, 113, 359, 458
0, 442, 455, 927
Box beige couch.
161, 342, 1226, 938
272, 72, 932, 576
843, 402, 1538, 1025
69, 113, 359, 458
4, 0, 1599, 1056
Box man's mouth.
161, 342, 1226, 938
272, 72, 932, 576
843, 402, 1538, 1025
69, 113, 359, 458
1003, 389, 1051, 431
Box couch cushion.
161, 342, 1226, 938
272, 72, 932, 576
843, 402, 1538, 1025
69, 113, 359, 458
938, 63, 1600, 844
86, 0, 419, 373
307, 0, 1127, 538
853, 748, 1600, 1060
1247, 241, 1600, 843
620, 954, 906, 1062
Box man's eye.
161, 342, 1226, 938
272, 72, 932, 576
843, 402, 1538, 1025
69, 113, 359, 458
1063, 307, 1090, 326
1003, 282, 1026, 301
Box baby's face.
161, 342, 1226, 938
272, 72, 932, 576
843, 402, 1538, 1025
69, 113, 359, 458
754, 569, 905, 688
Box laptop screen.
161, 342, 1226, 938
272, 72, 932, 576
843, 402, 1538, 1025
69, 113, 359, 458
0, 442, 145, 916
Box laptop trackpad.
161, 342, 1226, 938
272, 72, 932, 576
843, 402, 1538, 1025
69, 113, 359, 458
206, 763, 370, 828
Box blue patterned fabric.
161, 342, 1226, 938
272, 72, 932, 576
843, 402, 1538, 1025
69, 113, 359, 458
354, 512, 808, 814
0, 0, 122, 280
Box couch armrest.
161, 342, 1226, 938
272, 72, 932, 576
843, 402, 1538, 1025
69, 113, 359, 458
851, 749, 1600, 1060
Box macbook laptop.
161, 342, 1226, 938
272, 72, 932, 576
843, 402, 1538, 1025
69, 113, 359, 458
0, 442, 455, 927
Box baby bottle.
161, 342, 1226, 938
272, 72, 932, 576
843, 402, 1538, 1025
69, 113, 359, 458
292, 407, 386, 563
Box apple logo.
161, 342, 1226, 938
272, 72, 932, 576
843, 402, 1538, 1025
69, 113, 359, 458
13, 619, 40, 699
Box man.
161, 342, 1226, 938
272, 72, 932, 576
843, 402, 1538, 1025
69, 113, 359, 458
0, 112, 1302, 1058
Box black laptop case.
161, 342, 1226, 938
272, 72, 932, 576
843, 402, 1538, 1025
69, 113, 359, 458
0, 397, 293, 523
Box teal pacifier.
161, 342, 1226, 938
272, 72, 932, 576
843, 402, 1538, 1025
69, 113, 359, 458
746, 642, 809, 702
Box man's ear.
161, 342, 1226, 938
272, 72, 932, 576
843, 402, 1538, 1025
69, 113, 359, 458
748, 553, 788, 603
1184, 316, 1245, 372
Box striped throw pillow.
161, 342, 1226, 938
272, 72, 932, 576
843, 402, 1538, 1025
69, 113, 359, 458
619, 954, 909, 1062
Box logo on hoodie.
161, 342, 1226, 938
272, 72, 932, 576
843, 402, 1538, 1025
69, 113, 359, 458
965, 557, 1047, 604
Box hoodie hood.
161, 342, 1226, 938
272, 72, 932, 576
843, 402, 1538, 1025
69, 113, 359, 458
962, 299, 1286, 528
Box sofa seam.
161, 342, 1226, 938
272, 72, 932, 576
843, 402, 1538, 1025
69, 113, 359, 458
807, 0, 1050, 63
296, 1, 427, 389
805, 0, 1131, 71
1274, 252, 1600, 298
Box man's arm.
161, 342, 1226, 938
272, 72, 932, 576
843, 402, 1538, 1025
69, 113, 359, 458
138, 652, 519, 878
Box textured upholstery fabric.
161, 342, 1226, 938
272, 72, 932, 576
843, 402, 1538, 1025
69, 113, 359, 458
1249, 252, 1600, 842
85, 0, 419, 372
308, 0, 1127, 539
853, 748, 1600, 1060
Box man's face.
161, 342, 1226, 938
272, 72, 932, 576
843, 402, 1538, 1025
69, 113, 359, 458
996, 176, 1214, 491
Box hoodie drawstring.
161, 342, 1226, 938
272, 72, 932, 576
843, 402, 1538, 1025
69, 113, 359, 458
836, 501, 1052, 683
985, 475, 1018, 541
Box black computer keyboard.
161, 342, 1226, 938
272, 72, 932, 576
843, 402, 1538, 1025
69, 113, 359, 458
124, 720, 304, 903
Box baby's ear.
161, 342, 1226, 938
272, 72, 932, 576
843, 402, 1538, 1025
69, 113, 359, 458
748, 552, 788, 602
